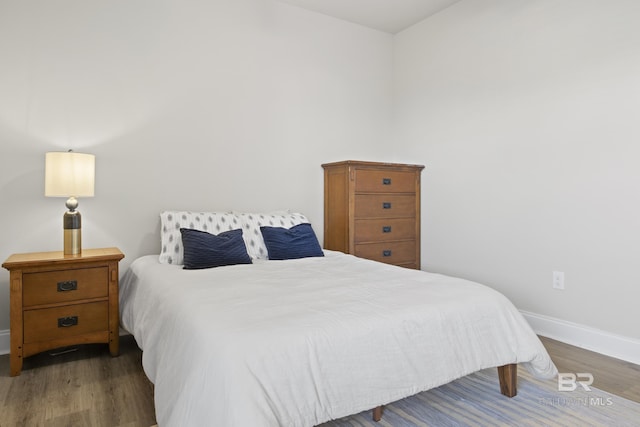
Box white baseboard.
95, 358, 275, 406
0, 329, 9, 356
521, 310, 640, 366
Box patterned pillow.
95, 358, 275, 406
237, 212, 310, 260
159, 211, 240, 265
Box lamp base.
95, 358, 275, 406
63, 210, 82, 256
64, 228, 82, 255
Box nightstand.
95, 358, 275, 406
2, 247, 124, 376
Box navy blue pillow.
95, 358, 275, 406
180, 228, 252, 269
260, 223, 324, 260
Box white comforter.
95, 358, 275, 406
120, 251, 556, 427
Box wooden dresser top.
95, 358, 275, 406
322, 160, 425, 170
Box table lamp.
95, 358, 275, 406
45, 150, 95, 255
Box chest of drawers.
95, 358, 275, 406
322, 161, 424, 269
2, 247, 124, 376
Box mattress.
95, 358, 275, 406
120, 250, 556, 426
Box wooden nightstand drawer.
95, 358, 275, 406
355, 170, 416, 193
23, 301, 108, 344
354, 218, 416, 243
23, 267, 108, 307
355, 241, 416, 265
354, 194, 416, 219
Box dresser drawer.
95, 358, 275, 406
23, 301, 108, 344
354, 241, 416, 265
23, 267, 108, 307
354, 195, 416, 219
354, 218, 416, 243
355, 170, 416, 193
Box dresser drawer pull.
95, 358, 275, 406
382, 226, 392, 233
58, 316, 78, 328
57, 280, 78, 292
382, 250, 392, 257
382, 202, 392, 209
382, 178, 392, 185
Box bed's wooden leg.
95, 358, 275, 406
372, 405, 384, 422
497, 363, 517, 397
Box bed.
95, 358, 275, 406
120, 211, 557, 426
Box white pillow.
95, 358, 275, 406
237, 212, 310, 260
159, 211, 240, 265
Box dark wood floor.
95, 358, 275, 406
0, 335, 638, 426
0, 336, 156, 427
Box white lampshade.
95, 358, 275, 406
45, 151, 95, 198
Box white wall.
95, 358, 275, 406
0, 0, 394, 332
394, 0, 640, 340
2, 0, 638, 354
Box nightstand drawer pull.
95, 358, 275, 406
382, 202, 392, 209
382, 178, 392, 185
382, 250, 392, 257
58, 316, 78, 328
57, 280, 78, 292
382, 226, 392, 233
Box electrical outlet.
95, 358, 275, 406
553, 271, 565, 290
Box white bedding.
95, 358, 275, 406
120, 250, 557, 427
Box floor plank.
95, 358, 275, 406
0, 335, 156, 427
1, 335, 638, 426
539, 335, 640, 403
